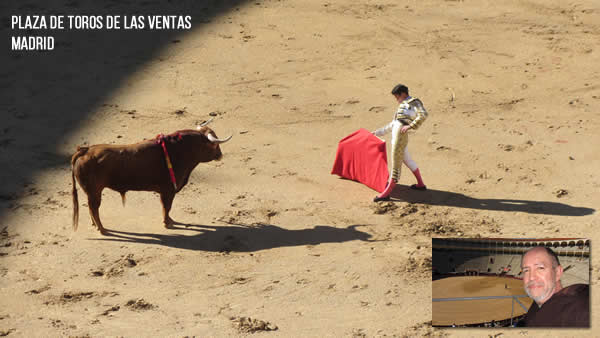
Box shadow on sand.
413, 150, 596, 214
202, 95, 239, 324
389, 186, 594, 216
91, 223, 373, 252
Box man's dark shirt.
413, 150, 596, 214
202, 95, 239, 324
524, 284, 589, 327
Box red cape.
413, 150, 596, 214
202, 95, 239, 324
331, 128, 389, 192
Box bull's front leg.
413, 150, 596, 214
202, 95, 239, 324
159, 191, 176, 228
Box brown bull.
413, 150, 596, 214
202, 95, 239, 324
71, 124, 231, 235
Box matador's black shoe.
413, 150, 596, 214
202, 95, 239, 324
373, 195, 391, 202
374, 180, 396, 202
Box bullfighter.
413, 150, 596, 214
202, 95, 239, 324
373, 84, 428, 202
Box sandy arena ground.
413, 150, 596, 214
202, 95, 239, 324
2, 0, 599, 336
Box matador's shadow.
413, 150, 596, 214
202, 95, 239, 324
389, 186, 594, 216
92, 223, 372, 252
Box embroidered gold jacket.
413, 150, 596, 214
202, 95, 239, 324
395, 96, 428, 130
374, 96, 428, 136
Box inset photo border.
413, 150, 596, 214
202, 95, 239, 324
432, 238, 590, 328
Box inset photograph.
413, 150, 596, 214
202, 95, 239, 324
432, 238, 590, 328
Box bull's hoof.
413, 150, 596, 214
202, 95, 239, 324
164, 219, 175, 229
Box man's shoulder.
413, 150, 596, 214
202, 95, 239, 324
555, 284, 590, 327
563, 283, 589, 294
561, 284, 589, 305
525, 283, 590, 327
557, 284, 589, 299
404, 97, 425, 108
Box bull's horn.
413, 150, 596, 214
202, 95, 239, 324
207, 133, 232, 144
197, 118, 214, 129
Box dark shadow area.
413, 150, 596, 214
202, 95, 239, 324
389, 186, 594, 216
90, 223, 373, 252
0, 0, 250, 221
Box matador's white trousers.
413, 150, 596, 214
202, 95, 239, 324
389, 120, 418, 182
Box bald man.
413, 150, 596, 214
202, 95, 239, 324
520, 246, 589, 327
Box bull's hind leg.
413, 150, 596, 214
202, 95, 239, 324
160, 191, 175, 228
88, 192, 107, 235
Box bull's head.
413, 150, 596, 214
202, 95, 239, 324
195, 123, 232, 161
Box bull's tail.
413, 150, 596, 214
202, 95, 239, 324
71, 146, 88, 231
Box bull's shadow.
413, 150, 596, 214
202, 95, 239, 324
389, 186, 594, 216
92, 223, 373, 252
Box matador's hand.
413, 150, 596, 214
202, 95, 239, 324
400, 125, 411, 133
